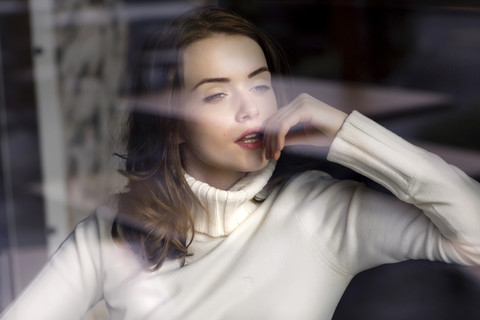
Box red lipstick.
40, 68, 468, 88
236, 128, 264, 150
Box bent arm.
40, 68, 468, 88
326, 111, 480, 272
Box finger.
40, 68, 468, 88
263, 104, 296, 159
263, 103, 308, 159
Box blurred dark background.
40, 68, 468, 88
1, 0, 480, 318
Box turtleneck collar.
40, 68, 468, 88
185, 161, 276, 237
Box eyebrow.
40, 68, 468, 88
191, 66, 269, 91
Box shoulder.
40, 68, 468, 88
276, 169, 361, 201
263, 169, 365, 224
64, 205, 116, 249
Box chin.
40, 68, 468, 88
244, 157, 270, 173
231, 149, 269, 173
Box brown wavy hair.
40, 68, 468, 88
112, 6, 290, 270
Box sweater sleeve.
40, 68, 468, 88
0, 214, 105, 320
323, 111, 480, 273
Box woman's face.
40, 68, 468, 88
178, 34, 278, 189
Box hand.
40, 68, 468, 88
263, 93, 348, 160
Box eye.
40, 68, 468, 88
204, 92, 227, 103
251, 85, 271, 93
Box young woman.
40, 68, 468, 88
2, 6, 479, 320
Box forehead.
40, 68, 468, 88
182, 34, 268, 87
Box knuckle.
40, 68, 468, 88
296, 93, 313, 107
298, 93, 311, 101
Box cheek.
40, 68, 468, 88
265, 92, 278, 115
181, 99, 229, 126
189, 114, 230, 133
181, 115, 229, 145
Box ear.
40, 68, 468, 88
175, 126, 186, 144
177, 134, 186, 144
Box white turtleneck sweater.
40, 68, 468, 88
2, 111, 480, 320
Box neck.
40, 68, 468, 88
184, 166, 247, 190
185, 161, 276, 237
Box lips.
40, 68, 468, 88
236, 130, 264, 150
238, 132, 262, 143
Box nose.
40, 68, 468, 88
235, 93, 259, 122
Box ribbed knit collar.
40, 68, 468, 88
185, 161, 276, 237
